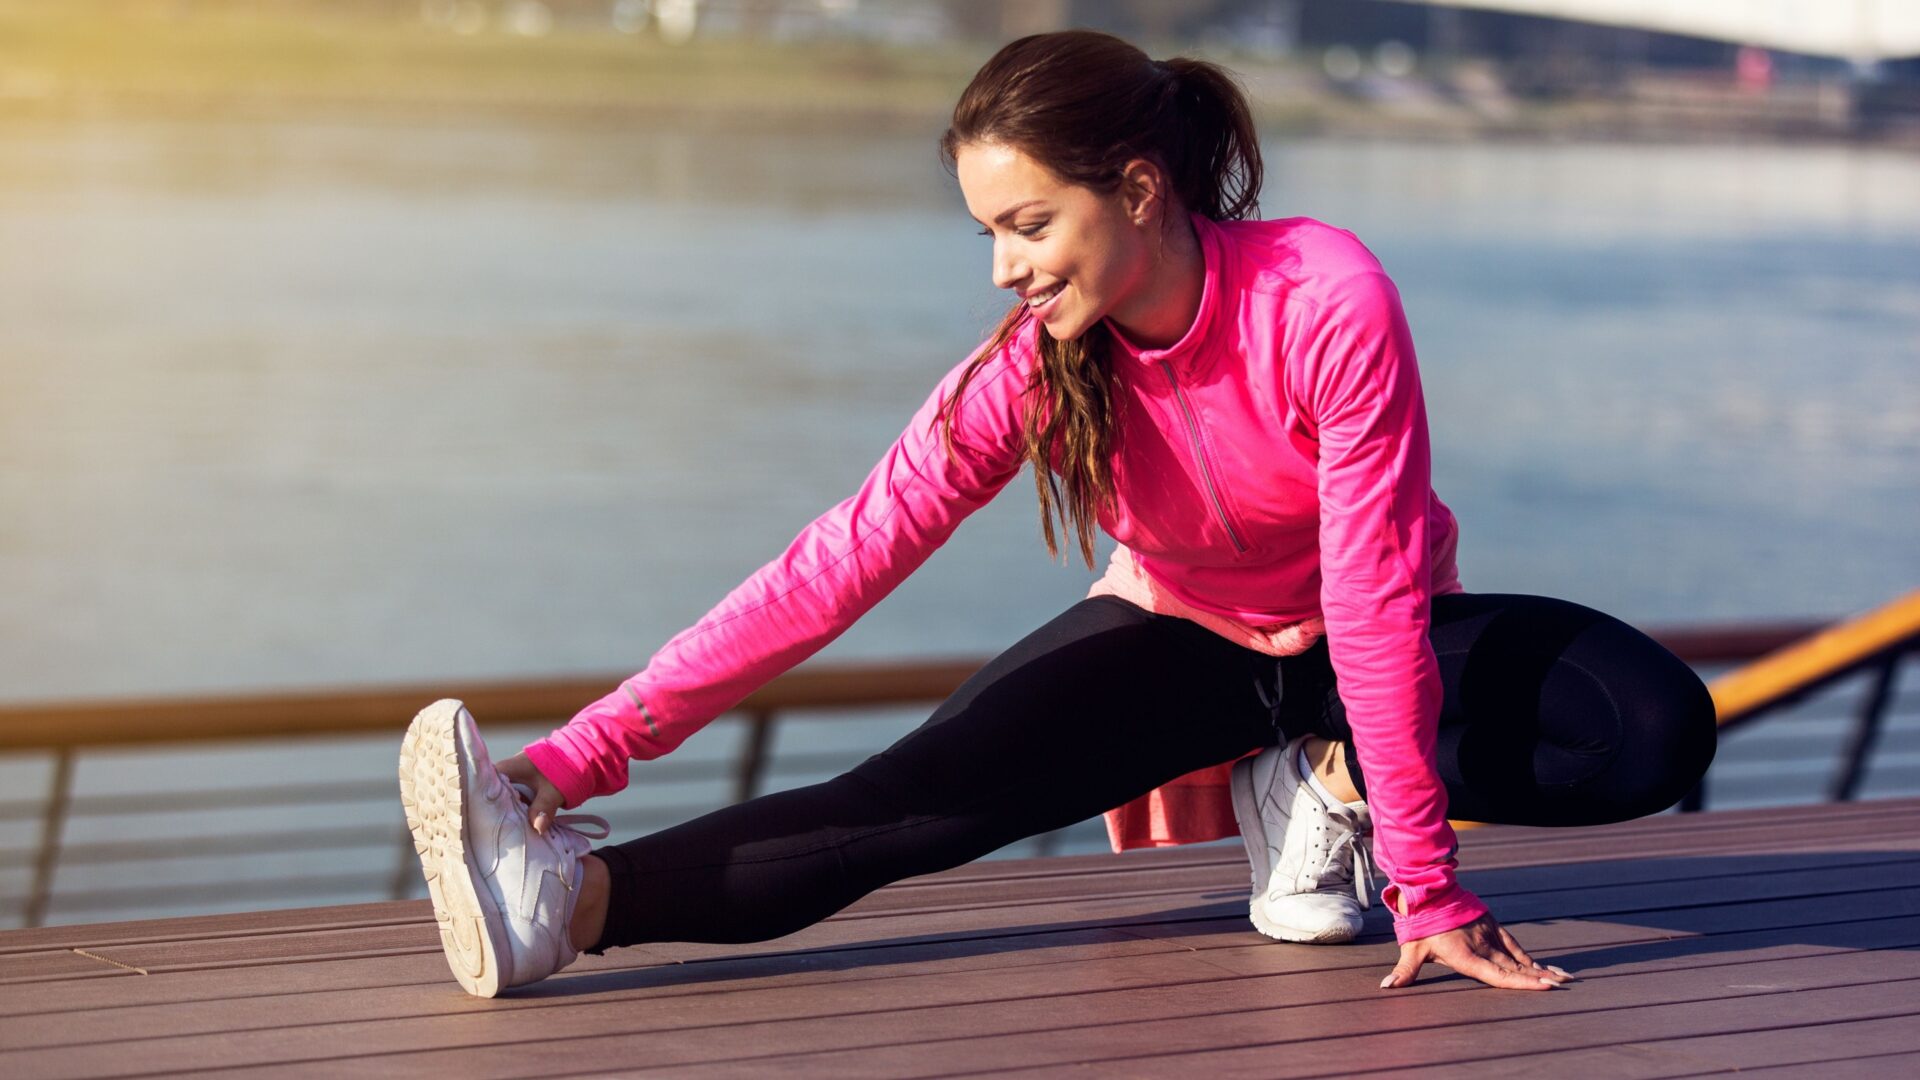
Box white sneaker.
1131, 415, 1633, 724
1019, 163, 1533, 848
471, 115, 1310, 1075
1229, 735, 1376, 944
398, 698, 611, 997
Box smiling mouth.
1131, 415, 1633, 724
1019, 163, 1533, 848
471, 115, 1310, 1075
1026, 283, 1064, 308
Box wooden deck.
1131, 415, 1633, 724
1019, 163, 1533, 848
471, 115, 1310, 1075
4, 798, 1919, 1078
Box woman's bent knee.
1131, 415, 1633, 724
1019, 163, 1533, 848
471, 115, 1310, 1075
1614, 667, 1719, 819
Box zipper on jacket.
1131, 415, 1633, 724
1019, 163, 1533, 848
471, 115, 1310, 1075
1160, 359, 1248, 554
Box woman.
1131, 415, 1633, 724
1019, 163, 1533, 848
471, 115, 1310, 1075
398, 30, 1717, 1000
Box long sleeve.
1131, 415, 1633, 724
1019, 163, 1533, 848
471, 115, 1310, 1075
524, 338, 1032, 809
1305, 272, 1488, 943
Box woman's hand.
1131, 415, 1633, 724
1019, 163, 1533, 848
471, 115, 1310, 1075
1381, 912, 1574, 991
494, 751, 567, 836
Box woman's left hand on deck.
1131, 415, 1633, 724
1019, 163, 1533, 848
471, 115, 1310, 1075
1380, 912, 1575, 991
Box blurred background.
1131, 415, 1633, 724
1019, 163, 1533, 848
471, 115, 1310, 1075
1, 0, 1917, 928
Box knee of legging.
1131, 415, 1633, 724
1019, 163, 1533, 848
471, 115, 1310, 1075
1613, 671, 1719, 816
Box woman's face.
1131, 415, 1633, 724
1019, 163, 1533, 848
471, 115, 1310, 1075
954, 140, 1156, 342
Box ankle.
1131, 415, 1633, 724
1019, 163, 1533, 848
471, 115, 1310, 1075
1300, 737, 1363, 806
569, 854, 611, 953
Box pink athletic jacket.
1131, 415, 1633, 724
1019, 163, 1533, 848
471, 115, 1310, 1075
524, 211, 1490, 943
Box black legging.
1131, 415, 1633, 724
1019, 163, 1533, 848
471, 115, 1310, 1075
585, 592, 1717, 952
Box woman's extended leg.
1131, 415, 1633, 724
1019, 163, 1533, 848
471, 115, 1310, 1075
583, 595, 1283, 953
1279, 592, 1719, 827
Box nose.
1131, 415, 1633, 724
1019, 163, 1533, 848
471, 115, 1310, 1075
990, 236, 1026, 293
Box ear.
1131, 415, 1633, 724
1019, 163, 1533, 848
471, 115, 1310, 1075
1118, 157, 1169, 227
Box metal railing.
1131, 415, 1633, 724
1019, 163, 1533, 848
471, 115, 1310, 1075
4, 606, 1913, 929
1685, 589, 1920, 810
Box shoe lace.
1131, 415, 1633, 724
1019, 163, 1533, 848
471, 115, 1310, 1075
1311, 803, 1376, 912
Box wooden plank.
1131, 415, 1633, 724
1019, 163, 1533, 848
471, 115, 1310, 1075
969, 984, 1920, 1080
1448, 820, 1920, 874
1454, 802, 1920, 857
601, 959, 1920, 1080
8, 896, 1917, 1075
0, 901, 429, 956
747, 810, 1920, 929
1668, 1052, 1920, 1079
0, 800, 1913, 1077
8, 870, 1903, 1038
15, 836, 1916, 991
70, 946, 1913, 1079
1327, 1015, 1920, 1079
76, 850, 1899, 987
0, 950, 134, 984
12, 871, 1903, 1045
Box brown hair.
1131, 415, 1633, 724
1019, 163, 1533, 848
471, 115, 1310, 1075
935, 30, 1263, 568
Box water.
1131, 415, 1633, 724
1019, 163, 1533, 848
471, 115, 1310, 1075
3, 118, 1915, 703
2, 117, 1917, 924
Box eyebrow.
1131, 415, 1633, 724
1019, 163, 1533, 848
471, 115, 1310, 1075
974, 200, 1047, 227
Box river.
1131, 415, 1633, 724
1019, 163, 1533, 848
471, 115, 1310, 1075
2, 117, 1916, 922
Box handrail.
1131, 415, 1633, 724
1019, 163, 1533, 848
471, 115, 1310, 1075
0, 659, 990, 751
1708, 589, 1920, 726
1699, 589, 1920, 807
0, 627, 1822, 752
0, 613, 1897, 928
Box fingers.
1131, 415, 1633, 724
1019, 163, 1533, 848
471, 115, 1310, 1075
1496, 925, 1575, 984
1457, 951, 1559, 991
1495, 924, 1534, 965
1380, 947, 1425, 990
1466, 924, 1525, 976
493, 754, 564, 835
528, 789, 564, 836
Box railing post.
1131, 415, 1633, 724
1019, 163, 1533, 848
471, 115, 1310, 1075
25, 748, 75, 929
391, 821, 421, 902
1830, 654, 1903, 802
735, 709, 777, 804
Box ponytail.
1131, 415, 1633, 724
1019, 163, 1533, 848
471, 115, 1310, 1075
1156, 57, 1263, 222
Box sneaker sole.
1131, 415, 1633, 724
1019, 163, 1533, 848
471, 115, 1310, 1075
1229, 755, 1358, 946
399, 698, 511, 998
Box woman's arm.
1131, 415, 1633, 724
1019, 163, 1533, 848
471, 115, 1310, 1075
520, 338, 1033, 811
1309, 269, 1572, 992
1306, 269, 1486, 940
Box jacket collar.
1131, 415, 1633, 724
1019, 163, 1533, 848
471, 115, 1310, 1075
1102, 210, 1224, 376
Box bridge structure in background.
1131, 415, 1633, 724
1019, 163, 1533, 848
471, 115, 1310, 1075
1405, 0, 1920, 62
